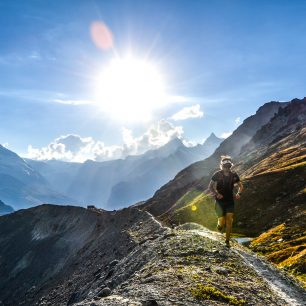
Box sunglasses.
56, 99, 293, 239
221, 160, 233, 166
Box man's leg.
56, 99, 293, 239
218, 216, 226, 228
225, 213, 234, 242
215, 201, 226, 231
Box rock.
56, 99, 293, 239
98, 287, 112, 297
162, 232, 176, 239
141, 276, 159, 283
196, 247, 205, 254
109, 259, 119, 267
93, 268, 102, 275
142, 299, 159, 306
215, 266, 230, 275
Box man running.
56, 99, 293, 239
208, 155, 243, 247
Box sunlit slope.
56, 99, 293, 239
234, 137, 306, 236
250, 213, 306, 287
158, 190, 216, 230
156, 140, 305, 236
153, 128, 306, 286
140, 98, 306, 286
141, 101, 284, 216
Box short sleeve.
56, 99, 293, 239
211, 171, 219, 182
233, 172, 240, 183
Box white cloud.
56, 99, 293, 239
170, 104, 204, 121
1, 142, 9, 148
29, 51, 41, 60
53, 99, 93, 105
221, 132, 233, 138
182, 139, 197, 147
27, 120, 185, 162
235, 117, 241, 125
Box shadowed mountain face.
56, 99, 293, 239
0, 146, 75, 209
27, 135, 222, 209
0, 204, 165, 306
106, 134, 223, 208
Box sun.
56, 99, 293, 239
95, 56, 166, 122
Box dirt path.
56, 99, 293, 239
190, 228, 306, 306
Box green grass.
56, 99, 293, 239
171, 190, 216, 230
190, 284, 246, 305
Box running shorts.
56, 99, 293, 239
215, 199, 235, 217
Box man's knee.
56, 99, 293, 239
226, 213, 234, 224
218, 216, 226, 225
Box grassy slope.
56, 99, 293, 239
250, 213, 306, 287
163, 144, 306, 286
159, 190, 217, 230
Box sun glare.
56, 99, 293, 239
95, 56, 166, 122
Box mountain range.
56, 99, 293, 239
0, 145, 74, 209
25, 133, 222, 209
0, 97, 305, 305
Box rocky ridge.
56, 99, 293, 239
0, 206, 305, 305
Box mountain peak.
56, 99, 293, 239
147, 137, 184, 158
203, 132, 222, 146
165, 137, 184, 147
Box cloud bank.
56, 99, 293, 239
170, 104, 204, 121
27, 120, 185, 162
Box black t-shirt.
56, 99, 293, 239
211, 170, 240, 201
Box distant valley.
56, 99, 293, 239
0, 132, 222, 210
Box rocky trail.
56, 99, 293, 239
1, 206, 305, 306
191, 228, 306, 306
72, 213, 306, 306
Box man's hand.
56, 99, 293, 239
235, 193, 241, 200
216, 193, 223, 199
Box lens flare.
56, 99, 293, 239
90, 21, 113, 50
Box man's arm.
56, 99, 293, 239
235, 181, 243, 194
234, 181, 243, 199
208, 180, 223, 199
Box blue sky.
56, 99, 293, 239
1, 0, 306, 161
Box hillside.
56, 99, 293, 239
0, 205, 305, 305
140, 100, 286, 217
139, 97, 306, 285
250, 213, 306, 286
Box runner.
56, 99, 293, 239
208, 155, 243, 247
